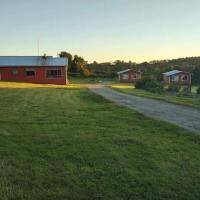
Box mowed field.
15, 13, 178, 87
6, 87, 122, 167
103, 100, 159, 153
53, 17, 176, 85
0, 82, 200, 200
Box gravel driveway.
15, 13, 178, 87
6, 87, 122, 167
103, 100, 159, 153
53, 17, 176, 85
89, 85, 200, 134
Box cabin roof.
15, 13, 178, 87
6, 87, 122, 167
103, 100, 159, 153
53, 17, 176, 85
0, 56, 68, 67
117, 69, 140, 74
117, 69, 132, 74
162, 70, 183, 76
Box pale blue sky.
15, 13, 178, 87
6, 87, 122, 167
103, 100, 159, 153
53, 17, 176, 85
0, 0, 200, 62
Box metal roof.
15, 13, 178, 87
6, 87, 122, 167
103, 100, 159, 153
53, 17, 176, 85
162, 70, 182, 76
117, 69, 141, 75
0, 56, 68, 67
117, 69, 132, 74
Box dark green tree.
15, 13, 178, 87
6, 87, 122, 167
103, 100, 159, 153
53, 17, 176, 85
71, 55, 91, 77
192, 66, 200, 84
59, 51, 73, 70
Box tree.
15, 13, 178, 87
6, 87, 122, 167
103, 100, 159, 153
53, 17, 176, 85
59, 52, 93, 77
59, 51, 73, 69
71, 55, 89, 76
192, 66, 200, 84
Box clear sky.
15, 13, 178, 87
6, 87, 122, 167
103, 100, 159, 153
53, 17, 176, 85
0, 0, 200, 63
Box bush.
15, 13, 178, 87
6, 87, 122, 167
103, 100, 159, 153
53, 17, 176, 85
135, 78, 149, 89
179, 86, 191, 96
197, 87, 200, 95
135, 78, 164, 94
167, 84, 181, 93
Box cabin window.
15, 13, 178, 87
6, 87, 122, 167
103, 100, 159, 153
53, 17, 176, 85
26, 69, 35, 76
12, 69, 18, 75
46, 69, 62, 78
122, 74, 129, 80
132, 74, 137, 79
171, 75, 179, 82
182, 75, 188, 81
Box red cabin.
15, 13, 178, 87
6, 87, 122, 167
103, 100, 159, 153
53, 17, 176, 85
0, 56, 68, 85
163, 70, 191, 85
117, 69, 141, 83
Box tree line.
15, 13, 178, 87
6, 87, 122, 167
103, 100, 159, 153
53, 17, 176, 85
59, 51, 200, 84
59, 51, 92, 77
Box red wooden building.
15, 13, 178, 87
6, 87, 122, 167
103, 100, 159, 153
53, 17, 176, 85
117, 69, 141, 83
163, 70, 191, 85
0, 56, 68, 85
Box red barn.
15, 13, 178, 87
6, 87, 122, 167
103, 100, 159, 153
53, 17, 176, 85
0, 56, 68, 85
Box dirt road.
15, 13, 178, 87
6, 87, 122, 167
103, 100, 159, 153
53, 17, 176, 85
89, 85, 200, 134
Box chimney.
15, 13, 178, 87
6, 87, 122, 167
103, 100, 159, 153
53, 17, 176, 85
42, 53, 47, 59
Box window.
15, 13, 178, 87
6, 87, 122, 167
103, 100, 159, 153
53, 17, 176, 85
122, 74, 128, 80
12, 69, 18, 75
26, 69, 35, 76
182, 75, 188, 81
171, 75, 179, 82
46, 69, 62, 78
132, 74, 137, 79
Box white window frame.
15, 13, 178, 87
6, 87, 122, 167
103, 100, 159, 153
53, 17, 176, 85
25, 69, 36, 77
46, 68, 63, 78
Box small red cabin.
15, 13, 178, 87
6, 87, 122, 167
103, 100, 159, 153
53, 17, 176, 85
117, 69, 141, 83
0, 56, 68, 85
163, 70, 191, 85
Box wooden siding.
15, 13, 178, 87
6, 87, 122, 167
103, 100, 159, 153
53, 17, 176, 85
0, 66, 67, 85
163, 72, 191, 85
119, 70, 141, 83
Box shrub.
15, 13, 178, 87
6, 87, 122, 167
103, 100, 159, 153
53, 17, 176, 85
197, 87, 200, 95
135, 78, 149, 89
167, 84, 181, 93
179, 86, 191, 96
135, 78, 164, 94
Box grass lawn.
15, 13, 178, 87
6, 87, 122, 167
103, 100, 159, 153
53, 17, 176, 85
69, 76, 118, 85
0, 82, 200, 199
111, 84, 200, 109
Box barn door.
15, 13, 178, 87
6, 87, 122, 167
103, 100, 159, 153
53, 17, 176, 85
0, 71, 1, 81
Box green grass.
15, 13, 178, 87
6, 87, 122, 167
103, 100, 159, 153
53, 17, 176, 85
0, 87, 200, 200
69, 76, 117, 84
111, 86, 200, 109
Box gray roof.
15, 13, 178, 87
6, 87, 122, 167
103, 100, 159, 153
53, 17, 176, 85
117, 69, 141, 75
117, 69, 132, 74
162, 70, 182, 76
0, 56, 68, 67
